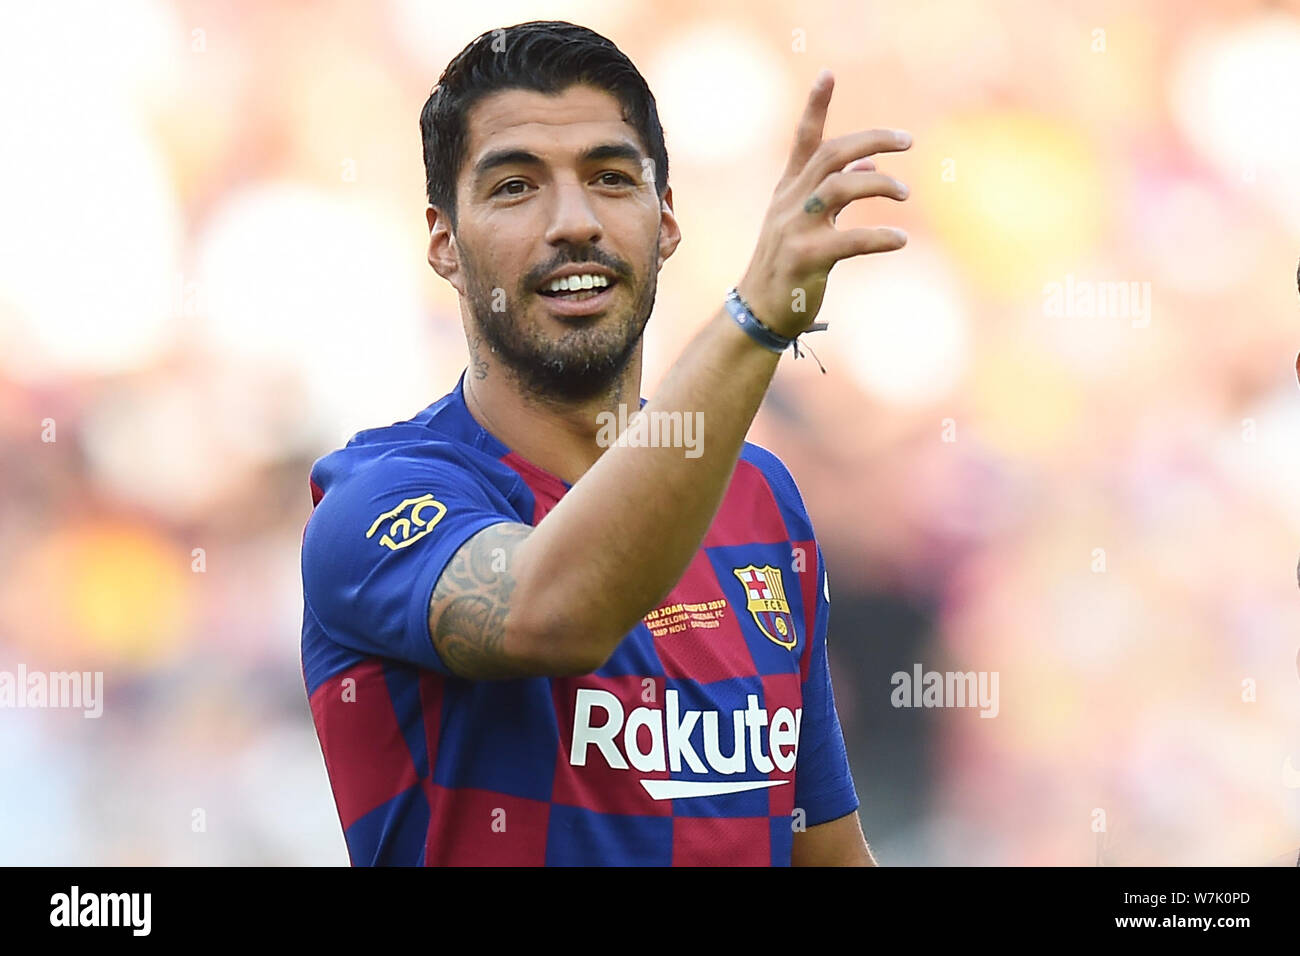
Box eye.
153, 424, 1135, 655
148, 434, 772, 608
493, 179, 530, 197
596, 171, 634, 187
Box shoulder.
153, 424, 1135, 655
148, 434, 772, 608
303, 420, 521, 557
312, 394, 520, 500
310, 379, 517, 498
740, 440, 803, 500
738, 439, 815, 540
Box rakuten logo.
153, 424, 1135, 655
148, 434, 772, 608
569, 688, 802, 800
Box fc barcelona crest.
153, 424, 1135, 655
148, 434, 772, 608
732, 564, 798, 649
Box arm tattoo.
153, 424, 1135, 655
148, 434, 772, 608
428, 522, 531, 679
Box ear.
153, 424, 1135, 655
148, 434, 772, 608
656, 186, 681, 271
426, 205, 465, 296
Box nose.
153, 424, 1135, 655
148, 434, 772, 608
543, 181, 603, 248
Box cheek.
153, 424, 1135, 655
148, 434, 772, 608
463, 227, 529, 286
609, 216, 661, 273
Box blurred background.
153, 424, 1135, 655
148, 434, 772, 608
1, 0, 1298, 865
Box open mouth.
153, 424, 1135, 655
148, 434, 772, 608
537, 273, 617, 302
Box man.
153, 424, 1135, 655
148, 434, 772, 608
301, 20, 910, 866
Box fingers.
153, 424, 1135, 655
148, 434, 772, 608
821, 225, 909, 262
795, 128, 912, 194
807, 171, 909, 220
780, 69, 834, 184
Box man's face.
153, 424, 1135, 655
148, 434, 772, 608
434, 84, 679, 402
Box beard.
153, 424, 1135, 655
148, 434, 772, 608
461, 240, 659, 403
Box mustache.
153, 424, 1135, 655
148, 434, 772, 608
524, 247, 632, 290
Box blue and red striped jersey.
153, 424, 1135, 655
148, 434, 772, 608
300, 373, 858, 865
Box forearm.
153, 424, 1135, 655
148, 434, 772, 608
511, 305, 779, 663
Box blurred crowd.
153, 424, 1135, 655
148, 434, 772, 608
1, 0, 1298, 864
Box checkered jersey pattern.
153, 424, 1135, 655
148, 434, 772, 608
300, 373, 858, 865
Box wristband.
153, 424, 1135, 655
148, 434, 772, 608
724, 287, 829, 371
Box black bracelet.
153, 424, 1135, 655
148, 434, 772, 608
723, 288, 829, 372
724, 288, 794, 353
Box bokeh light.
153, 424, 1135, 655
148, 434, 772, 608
825, 244, 970, 406
924, 111, 1105, 297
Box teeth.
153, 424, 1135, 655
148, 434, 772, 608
547, 273, 609, 292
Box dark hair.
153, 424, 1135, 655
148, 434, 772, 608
420, 21, 670, 230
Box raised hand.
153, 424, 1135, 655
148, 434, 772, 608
735, 69, 911, 337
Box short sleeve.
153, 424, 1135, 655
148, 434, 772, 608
301, 447, 518, 674
793, 547, 860, 826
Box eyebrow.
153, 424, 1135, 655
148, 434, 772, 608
471, 141, 646, 183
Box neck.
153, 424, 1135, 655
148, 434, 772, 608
462, 345, 644, 486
